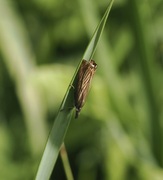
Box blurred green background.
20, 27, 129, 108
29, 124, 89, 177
0, 0, 163, 179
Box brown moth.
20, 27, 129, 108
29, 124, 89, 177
74, 59, 97, 118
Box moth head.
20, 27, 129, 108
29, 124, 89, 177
90, 60, 97, 69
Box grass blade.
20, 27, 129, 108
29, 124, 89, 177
35, 1, 115, 179
83, 0, 114, 60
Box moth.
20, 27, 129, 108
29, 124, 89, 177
74, 59, 97, 118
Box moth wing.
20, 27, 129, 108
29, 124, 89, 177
77, 65, 96, 108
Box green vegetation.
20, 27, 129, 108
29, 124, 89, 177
0, 0, 163, 179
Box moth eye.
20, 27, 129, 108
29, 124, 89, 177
92, 62, 97, 68
90, 60, 97, 68
94, 63, 97, 68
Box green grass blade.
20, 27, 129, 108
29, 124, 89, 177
83, 0, 114, 61
35, 1, 114, 179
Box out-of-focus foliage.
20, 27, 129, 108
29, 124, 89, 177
0, 0, 163, 179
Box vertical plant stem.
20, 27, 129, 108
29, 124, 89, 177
60, 143, 74, 180
130, 0, 163, 166
0, 0, 47, 155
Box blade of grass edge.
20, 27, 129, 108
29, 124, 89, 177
35, 1, 114, 179
83, 0, 114, 61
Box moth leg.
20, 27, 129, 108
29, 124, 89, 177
69, 84, 75, 89
75, 107, 81, 119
